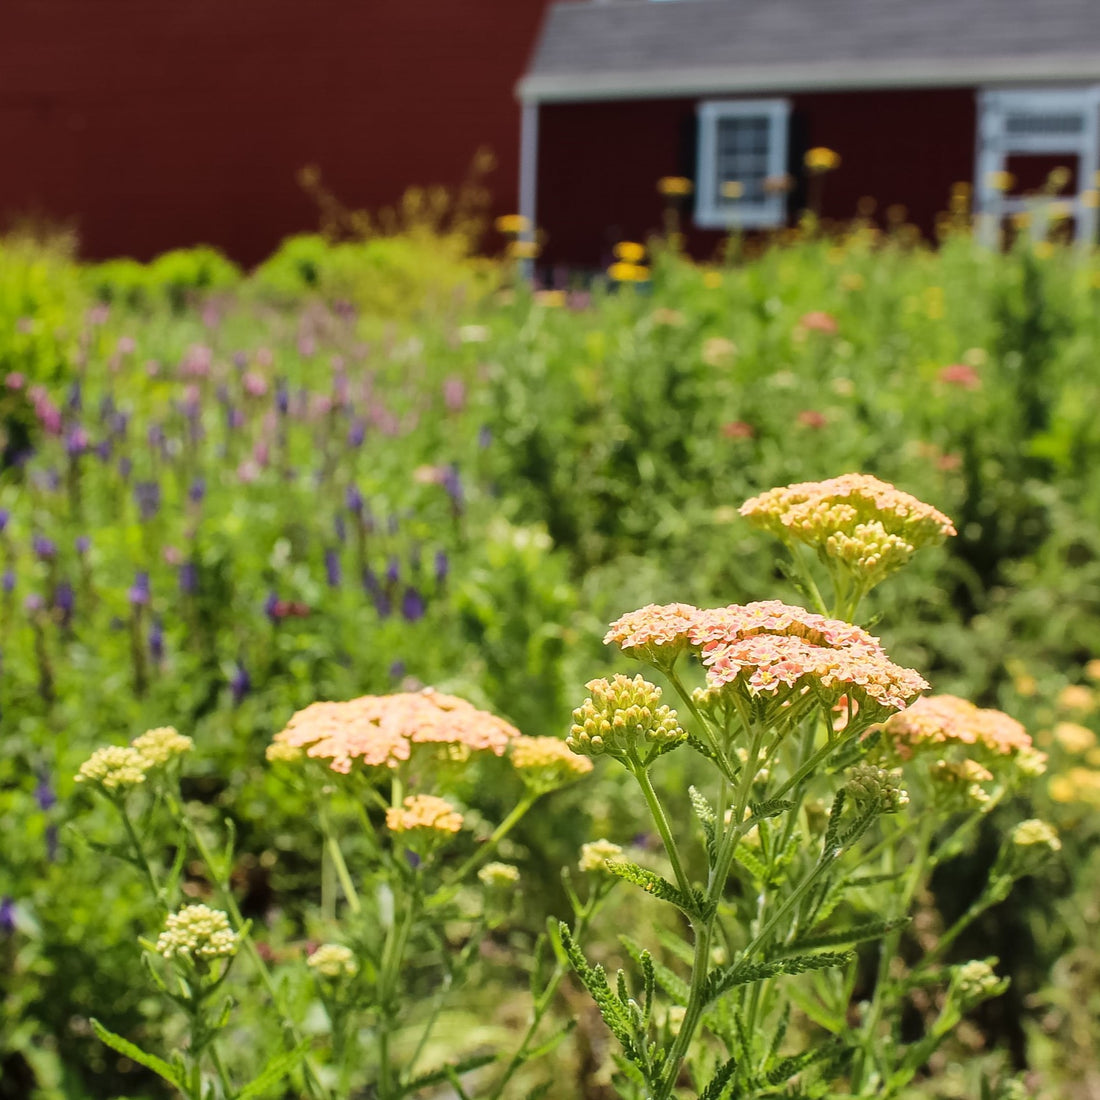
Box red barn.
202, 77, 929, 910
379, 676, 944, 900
0, 0, 555, 264
518, 0, 1100, 267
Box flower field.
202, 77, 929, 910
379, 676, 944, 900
3, 225, 1100, 1099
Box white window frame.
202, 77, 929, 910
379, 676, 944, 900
695, 99, 790, 229
975, 86, 1100, 245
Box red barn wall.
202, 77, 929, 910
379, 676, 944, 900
536, 88, 977, 268
0, 0, 557, 264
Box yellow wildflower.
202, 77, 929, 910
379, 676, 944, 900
308, 944, 358, 979
494, 214, 529, 235
1057, 685, 1095, 714
657, 176, 693, 197
613, 241, 646, 263
804, 147, 841, 173
987, 170, 1016, 192
569, 675, 686, 759
507, 240, 539, 260
607, 262, 650, 283
721, 180, 745, 200
1053, 722, 1096, 754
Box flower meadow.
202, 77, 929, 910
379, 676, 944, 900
3, 225, 1100, 1098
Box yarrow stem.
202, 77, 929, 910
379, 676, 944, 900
628, 758, 695, 902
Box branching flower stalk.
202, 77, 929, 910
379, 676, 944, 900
562, 476, 1050, 1099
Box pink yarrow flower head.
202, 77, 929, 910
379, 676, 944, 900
797, 311, 839, 336
938, 363, 981, 390
604, 599, 926, 728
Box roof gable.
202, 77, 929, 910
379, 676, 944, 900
520, 0, 1100, 101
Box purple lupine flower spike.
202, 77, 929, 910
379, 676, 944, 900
324, 548, 342, 588
33, 536, 56, 561
0, 509, 8, 534
2, 570, 15, 594
333, 514, 347, 544
35, 773, 56, 812
346, 485, 364, 516
434, 549, 449, 583
400, 586, 425, 622
149, 617, 165, 662
128, 571, 151, 607
179, 560, 198, 595
55, 582, 75, 627
0, 897, 15, 935
230, 661, 251, 706
75, 536, 91, 555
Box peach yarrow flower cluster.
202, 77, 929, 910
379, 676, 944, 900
385, 794, 464, 835
880, 694, 1034, 760
605, 600, 926, 714
267, 688, 520, 774
511, 735, 594, 790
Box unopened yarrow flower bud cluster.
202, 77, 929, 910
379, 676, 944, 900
385, 794, 464, 836
579, 839, 624, 873
846, 764, 909, 813
568, 675, 686, 758
155, 904, 237, 961
75, 727, 193, 791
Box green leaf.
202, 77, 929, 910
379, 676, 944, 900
404, 1053, 497, 1094
823, 789, 847, 852
731, 842, 770, 884
756, 1043, 836, 1088
704, 952, 853, 1004
559, 924, 640, 1060
621, 936, 689, 1006
525, 1019, 577, 1062
604, 860, 698, 916
689, 785, 717, 860
784, 917, 910, 955
235, 1040, 312, 1099
90, 1020, 184, 1089
700, 1056, 739, 1100
747, 798, 796, 824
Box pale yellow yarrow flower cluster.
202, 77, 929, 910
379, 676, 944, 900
1011, 819, 1061, 852
130, 726, 194, 766
155, 905, 238, 962
511, 735, 593, 791
804, 147, 841, 173
739, 474, 956, 587
568, 675, 686, 759
308, 943, 358, 980
578, 839, 624, 873
75, 746, 150, 791
478, 862, 521, 888
75, 726, 193, 792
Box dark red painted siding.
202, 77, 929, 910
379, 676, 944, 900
0, 0, 557, 263
536, 88, 977, 268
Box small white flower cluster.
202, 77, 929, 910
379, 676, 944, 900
155, 905, 238, 961
578, 839, 623, 873
478, 862, 521, 888
307, 943, 358, 980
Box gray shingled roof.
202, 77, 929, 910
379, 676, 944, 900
519, 0, 1100, 101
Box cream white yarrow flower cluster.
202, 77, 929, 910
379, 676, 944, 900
155, 905, 238, 962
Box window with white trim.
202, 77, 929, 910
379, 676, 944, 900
695, 99, 790, 229
975, 86, 1100, 244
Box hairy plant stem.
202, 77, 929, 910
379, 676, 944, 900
654, 721, 767, 1099
629, 759, 694, 900
850, 811, 936, 1093
377, 886, 419, 1100
487, 883, 611, 1100
177, 807, 327, 1100
118, 801, 164, 908
428, 792, 538, 910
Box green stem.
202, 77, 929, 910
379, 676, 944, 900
181, 811, 327, 1100
851, 812, 935, 1093
428, 793, 538, 909
321, 821, 362, 916
488, 885, 610, 1100
655, 722, 767, 1099
118, 802, 164, 908
666, 666, 731, 774
377, 891, 418, 1099
630, 761, 695, 900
